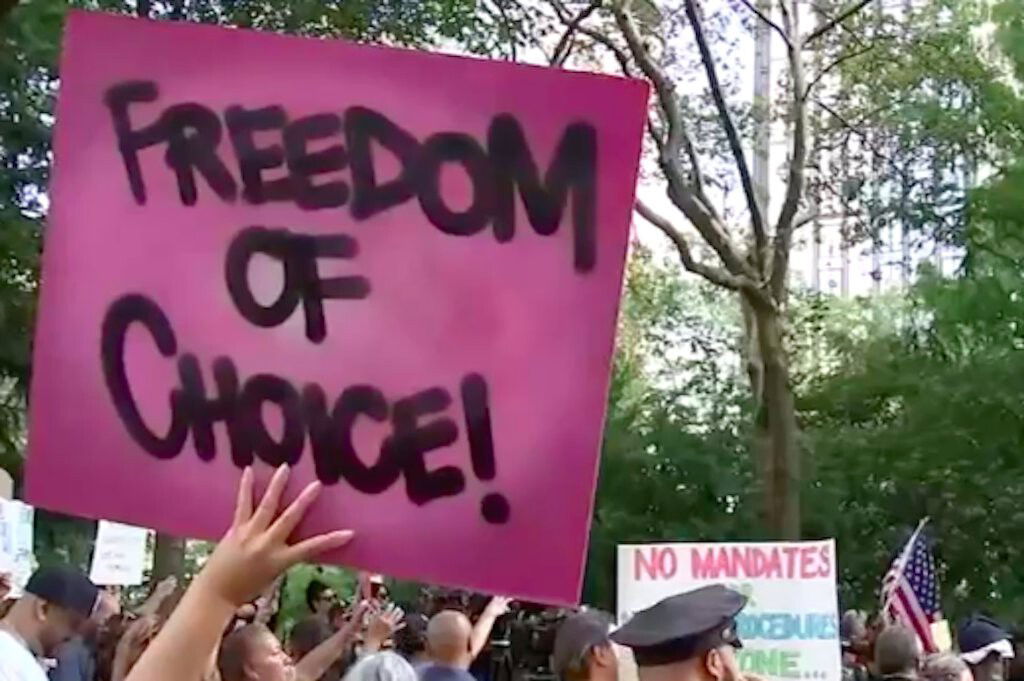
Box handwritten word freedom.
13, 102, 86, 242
105, 81, 599, 272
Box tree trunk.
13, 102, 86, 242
751, 0, 772, 214
151, 533, 185, 583
742, 294, 800, 539
0, 0, 19, 25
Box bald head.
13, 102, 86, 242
427, 610, 473, 668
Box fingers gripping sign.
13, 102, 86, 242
196, 464, 354, 608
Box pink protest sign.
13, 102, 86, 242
26, 10, 647, 604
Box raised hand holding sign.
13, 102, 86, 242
195, 465, 353, 607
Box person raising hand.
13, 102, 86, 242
125, 464, 354, 681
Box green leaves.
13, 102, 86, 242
591, 243, 1024, 621
583, 1, 1024, 617
583, 248, 756, 609
800, 269, 1024, 621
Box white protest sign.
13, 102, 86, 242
0, 498, 35, 597
90, 520, 150, 586
617, 541, 840, 681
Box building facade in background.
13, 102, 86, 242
764, 0, 966, 297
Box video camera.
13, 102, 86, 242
419, 589, 567, 681
489, 602, 567, 681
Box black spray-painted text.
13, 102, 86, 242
105, 81, 599, 273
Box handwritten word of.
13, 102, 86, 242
225, 227, 369, 343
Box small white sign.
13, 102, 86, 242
90, 520, 149, 586
0, 498, 35, 598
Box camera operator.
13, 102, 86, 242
552, 611, 618, 681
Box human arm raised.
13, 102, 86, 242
124, 465, 353, 681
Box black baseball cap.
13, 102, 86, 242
553, 610, 614, 677
610, 585, 746, 667
25, 566, 99, 619
959, 615, 1013, 664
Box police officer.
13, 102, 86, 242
610, 585, 748, 681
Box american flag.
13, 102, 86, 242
881, 526, 941, 652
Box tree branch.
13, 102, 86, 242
546, 0, 633, 74
813, 96, 894, 165
580, 26, 634, 74
793, 208, 819, 230
804, 0, 876, 44
737, 0, 793, 51
610, 6, 686, 164
647, 114, 666, 154
610, 5, 710, 203
601, 6, 722, 218
683, 0, 768, 271
494, 0, 518, 61
803, 42, 876, 97
771, 0, 807, 302
612, 4, 761, 281
551, 0, 601, 66
637, 201, 776, 311
635, 200, 747, 292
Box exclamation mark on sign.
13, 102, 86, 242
461, 373, 510, 524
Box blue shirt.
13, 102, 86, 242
417, 663, 477, 681
48, 638, 94, 681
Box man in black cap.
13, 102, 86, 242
958, 615, 1014, 681
552, 610, 617, 681
610, 585, 747, 681
0, 565, 99, 681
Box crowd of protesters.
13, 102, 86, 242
0, 465, 1021, 681
839, 609, 1023, 681
0, 467, 515, 681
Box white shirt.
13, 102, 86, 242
0, 630, 47, 681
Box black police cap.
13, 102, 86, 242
610, 584, 746, 667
